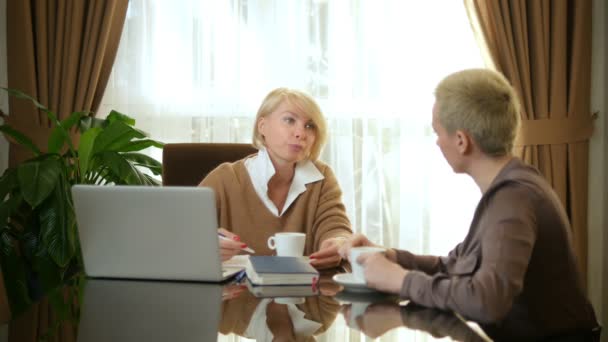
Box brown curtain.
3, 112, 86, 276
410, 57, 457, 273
465, 0, 593, 286
5, 0, 128, 166
0, 0, 128, 328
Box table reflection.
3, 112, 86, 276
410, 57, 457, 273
219, 270, 344, 341
340, 299, 489, 342
220, 288, 340, 341
78, 279, 222, 342
3, 271, 491, 342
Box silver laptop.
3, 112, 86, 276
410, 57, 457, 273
72, 185, 243, 282
78, 278, 222, 342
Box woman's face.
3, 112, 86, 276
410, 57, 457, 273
258, 100, 317, 166
432, 102, 465, 173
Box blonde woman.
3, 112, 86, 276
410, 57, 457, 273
200, 88, 352, 269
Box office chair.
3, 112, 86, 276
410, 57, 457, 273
162, 143, 258, 186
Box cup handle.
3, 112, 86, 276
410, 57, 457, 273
267, 236, 276, 250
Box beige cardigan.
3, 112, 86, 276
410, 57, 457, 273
200, 157, 352, 255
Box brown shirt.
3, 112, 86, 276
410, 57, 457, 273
400, 304, 488, 342
200, 157, 352, 255
397, 158, 597, 340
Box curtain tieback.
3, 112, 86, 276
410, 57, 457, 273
514, 116, 595, 146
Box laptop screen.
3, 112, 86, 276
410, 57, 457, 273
72, 185, 226, 282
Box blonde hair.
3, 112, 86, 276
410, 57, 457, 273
434, 69, 521, 156
252, 88, 327, 161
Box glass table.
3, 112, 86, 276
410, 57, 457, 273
1, 270, 492, 341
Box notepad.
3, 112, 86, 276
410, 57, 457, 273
245, 256, 319, 286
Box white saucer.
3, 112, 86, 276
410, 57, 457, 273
332, 273, 376, 293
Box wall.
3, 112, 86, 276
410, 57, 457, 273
603, 0, 608, 336
589, 0, 607, 338
0, 2, 7, 342
0, 0, 7, 175
0, 1, 8, 340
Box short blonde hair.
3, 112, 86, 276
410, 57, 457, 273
434, 69, 521, 156
252, 88, 328, 161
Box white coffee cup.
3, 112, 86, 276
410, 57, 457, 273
267, 232, 306, 257
349, 246, 386, 283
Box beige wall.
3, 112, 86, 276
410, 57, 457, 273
589, 0, 608, 338
0, 0, 7, 175
0, 1, 8, 342
0, 2, 8, 340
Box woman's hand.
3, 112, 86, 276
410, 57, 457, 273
317, 275, 342, 296
338, 233, 398, 262
309, 237, 347, 269
221, 283, 247, 301
357, 252, 408, 294
341, 303, 404, 338
337, 233, 379, 260
218, 228, 249, 262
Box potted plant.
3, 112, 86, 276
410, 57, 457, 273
0, 88, 164, 315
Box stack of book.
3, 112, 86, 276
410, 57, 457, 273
245, 279, 319, 298
245, 256, 319, 286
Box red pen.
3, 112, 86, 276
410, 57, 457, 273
218, 233, 255, 253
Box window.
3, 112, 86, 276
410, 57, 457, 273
100, 2, 483, 338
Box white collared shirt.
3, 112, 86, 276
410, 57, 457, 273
244, 147, 324, 217
243, 298, 322, 340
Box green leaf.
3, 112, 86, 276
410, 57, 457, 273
93, 121, 146, 154
39, 177, 75, 268
35, 107, 75, 159
122, 152, 163, 175
1, 87, 50, 112
116, 139, 164, 153
0, 125, 41, 156
0, 88, 65, 142
0, 227, 15, 259
99, 152, 146, 185
17, 158, 62, 208
31, 250, 63, 291
106, 110, 136, 126
21, 231, 39, 261
143, 174, 162, 186
79, 116, 106, 132
0, 168, 19, 201
0, 194, 23, 236
48, 111, 88, 154
78, 127, 102, 177
0, 229, 32, 314
64, 111, 90, 130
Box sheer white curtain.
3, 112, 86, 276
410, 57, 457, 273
100, 1, 483, 339
99, 0, 483, 265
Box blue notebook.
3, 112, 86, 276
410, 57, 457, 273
246, 256, 319, 286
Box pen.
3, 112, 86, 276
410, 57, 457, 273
234, 269, 247, 283
218, 233, 256, 254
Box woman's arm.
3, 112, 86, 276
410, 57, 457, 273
309, 165, 353, 269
